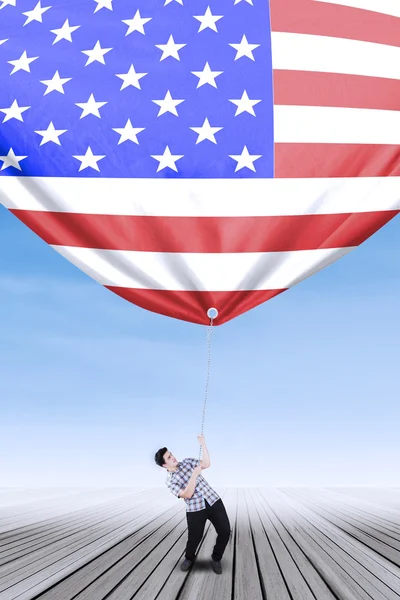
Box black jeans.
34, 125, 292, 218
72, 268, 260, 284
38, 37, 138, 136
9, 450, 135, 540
185, 498, 231, 562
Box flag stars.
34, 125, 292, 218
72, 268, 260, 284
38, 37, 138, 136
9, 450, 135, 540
164, 0, 183, 5
40, 71, 71, 95
229, 146, 262, 172
116, 64, 147, 90
192, 62, 223, 88
0, 39, 8, 45
22, 1, 51, 25
0, 99, 30, 122
194, 6, 223, 32
152, 90, 184, 117
234, 0, 253, 4
112, 119, 145, 145
151, 146, 183, 172
73, 147, 105, 171
50, 19, 80, 44
75, 94, 107, 118
0, 148, 27, 171
229, 90, 261, 116
82, 40, 112, 66
190, 118, 222, 144
229, 34, 260, 60
94, 0, 113, 12
35, 122, 67, 145
0, 0, 16, 8
122, 10, 152, 35
8, 50, 38, 74
156, 35, 186, 61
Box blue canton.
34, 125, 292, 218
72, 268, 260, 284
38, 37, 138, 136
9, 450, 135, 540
0, 0, 274, 178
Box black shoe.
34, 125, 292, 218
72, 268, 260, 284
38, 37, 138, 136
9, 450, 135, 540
180, 558, 194, 572
211, 558, 222, 574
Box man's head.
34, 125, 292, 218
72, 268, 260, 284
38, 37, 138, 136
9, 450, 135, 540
154, 447, 178, 471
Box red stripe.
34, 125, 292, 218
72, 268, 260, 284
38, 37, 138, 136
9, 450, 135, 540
10, 209, 398, 253
106, 288, 286, 325
270, 0, 400, 48
275, 144, 400, 178
273, 71, 400, 111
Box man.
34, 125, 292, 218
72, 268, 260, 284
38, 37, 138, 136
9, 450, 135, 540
154, 435, 231, 574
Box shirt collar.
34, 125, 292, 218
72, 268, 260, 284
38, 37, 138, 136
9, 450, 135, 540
167, 461, 182, 476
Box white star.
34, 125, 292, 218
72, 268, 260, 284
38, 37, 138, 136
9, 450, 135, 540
75, 94, 107, 118
194, 6, 223, 32
94, 0, 112, 12
164, 0, 183, 5
151, 146, 183, 172
50, 19, 80, 44
152, 90, 184, 117
0, 99, 30, 123
112, 119, 145, 144
191, 62, 223, 88
156, 35, 186, 61
0, 148, 27, 171
229, 146, 262, 172
35, 122, 67, 145
22, 1, 51, 25
0, 0, 16, 8
229, 34, 260, 60
8, 50, 39, 75
190, 118, 222, 144
73, 146, 105, 172
0, 39, 8, 45
81, 40, 112, 66
122, 9, 152, 35
229, 90, 261, 116
234, 0, 253, 4
40, 71, 71, 95
116, 64, 147, 90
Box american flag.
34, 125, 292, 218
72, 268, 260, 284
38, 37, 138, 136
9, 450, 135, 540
0, 0, 399, 325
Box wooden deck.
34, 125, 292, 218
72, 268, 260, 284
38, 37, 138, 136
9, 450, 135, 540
1, 487, 400, 600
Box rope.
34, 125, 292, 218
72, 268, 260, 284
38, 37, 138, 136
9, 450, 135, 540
198, 316, 214, 460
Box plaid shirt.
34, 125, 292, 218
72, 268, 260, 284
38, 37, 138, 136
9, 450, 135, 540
166, 457, 220, 512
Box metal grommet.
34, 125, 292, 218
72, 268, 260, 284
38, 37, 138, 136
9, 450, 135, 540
207, 307, 218, 319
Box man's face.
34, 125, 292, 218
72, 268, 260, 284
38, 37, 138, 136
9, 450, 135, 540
163, 450, 178, 469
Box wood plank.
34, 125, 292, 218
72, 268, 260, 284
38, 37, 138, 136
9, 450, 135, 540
0, 496, 176, 600
233, 488, 264, 600
1, 488, 400, 600
254, 489, 318, 600
282, 489, 400, 567
258, 489, 340, 600
0, 496, 148, 559
247, 488, 291, 600
278, 489, 400, 600
274, 489, 400, 600
0, 491, 161, 574
28, 500, 183, 600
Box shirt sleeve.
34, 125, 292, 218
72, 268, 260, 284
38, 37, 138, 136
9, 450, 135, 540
187, 457, 201, 468
167, 475, 185, 499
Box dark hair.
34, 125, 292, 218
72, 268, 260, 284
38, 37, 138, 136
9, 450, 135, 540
154, 447, 168, 467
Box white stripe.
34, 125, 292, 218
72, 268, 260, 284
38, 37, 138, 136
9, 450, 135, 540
1, 177, 399, 216
274, 106, 400, 144
52, 246, 352, 291
313, 0, 400, 18
271, 32, 400, 80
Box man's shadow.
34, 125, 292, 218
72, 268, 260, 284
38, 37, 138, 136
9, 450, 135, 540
189, 558, 231, 572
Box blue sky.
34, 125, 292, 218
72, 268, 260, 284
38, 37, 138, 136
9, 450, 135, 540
1, 205, 399, 488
